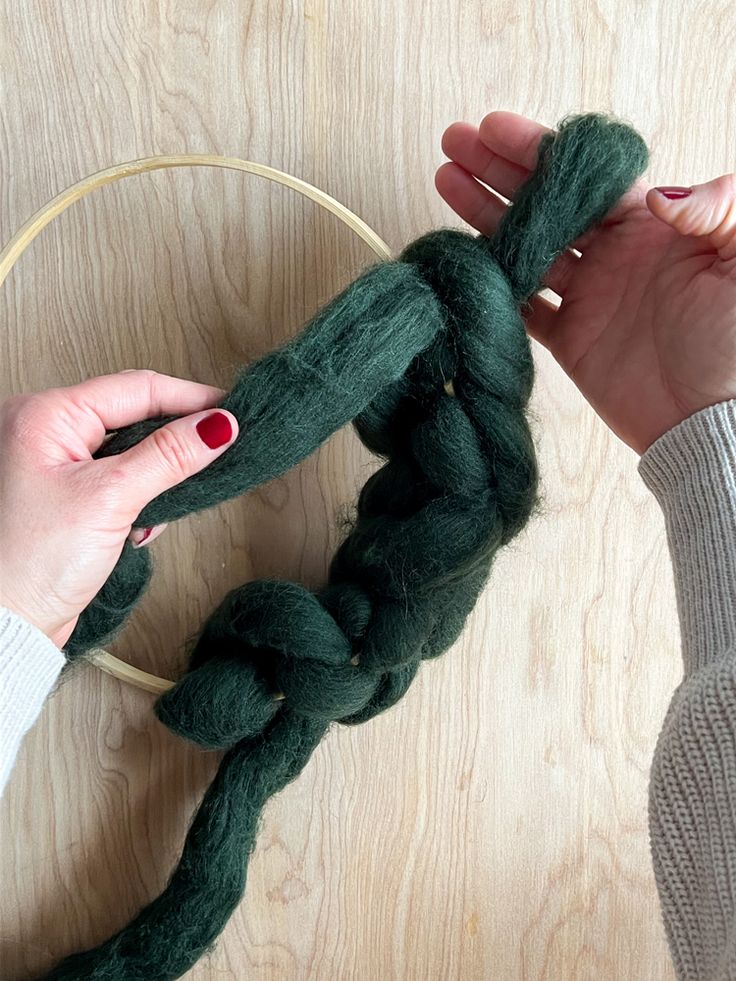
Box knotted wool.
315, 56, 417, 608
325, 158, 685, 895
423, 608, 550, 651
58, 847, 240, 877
41, 112, 648, 980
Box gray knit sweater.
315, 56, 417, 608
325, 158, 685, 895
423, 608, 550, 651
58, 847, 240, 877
2, 398, 736, 979
639, 398, 736, 979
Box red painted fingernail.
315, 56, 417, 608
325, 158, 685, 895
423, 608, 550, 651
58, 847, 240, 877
132, 527, 153, 548
196, 411, 233, 449
655, 186, 692, 200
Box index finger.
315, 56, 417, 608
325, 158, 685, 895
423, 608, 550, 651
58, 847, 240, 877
477, 110, 648, 245
478, 111, 553, 171
58, 368, 228, 435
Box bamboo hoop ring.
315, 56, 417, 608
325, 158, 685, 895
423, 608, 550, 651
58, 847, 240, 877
0, 154, 393, 696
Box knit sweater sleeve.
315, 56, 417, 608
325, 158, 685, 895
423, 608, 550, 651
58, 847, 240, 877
0, 605, 66, 797
638, 399, 736, 980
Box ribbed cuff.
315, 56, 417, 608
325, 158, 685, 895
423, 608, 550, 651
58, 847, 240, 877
638, 400, 736, 677
0, 605, 66, 795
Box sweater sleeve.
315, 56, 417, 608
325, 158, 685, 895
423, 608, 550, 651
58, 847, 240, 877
0, 605, 66, 797
638, 399, 736, 980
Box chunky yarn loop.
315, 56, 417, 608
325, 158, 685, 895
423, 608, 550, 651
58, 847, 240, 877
41, 113, 648, 980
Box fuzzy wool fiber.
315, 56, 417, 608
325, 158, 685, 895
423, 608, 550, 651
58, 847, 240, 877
41, 112, 648, 980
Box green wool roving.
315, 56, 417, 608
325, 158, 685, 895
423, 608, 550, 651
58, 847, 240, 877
42, 113, 648, 980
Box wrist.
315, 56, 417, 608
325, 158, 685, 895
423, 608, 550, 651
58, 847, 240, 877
0, 593, 55, 645
638, 397, 736, 675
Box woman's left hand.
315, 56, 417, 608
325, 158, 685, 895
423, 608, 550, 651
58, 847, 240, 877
0, 368, 239, 651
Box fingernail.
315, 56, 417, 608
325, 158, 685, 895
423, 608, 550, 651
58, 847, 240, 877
196, 411, 233, 449
655, 186, 692, 200
129, 523, 168, 548
131, 527, 154, 548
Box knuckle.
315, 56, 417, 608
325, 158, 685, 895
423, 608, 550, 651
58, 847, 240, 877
151, 425, 197, 476
0, 393, 42, 438
103, 464, 128, 487
139, 368, 163, 405
94, 464, 129, 506
123, 367, 159, 402
708, 179, 736, 246
136, 367, 158, 385
720, 173, 736, 198
74, 461, 129, 518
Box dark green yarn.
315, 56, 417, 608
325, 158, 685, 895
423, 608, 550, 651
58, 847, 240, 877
43, 112, 648, 980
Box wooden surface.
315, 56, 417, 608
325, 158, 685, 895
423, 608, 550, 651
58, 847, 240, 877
0, 2, 731, 978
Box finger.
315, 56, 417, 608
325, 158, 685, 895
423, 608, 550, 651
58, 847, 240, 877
478, 110, 554, 172
441, 121, 530, 202
435, 160, 506, 235
435, 162, 580, 296
523, 291, 560, 350
100, 408, 239, 522
646, 175, 736, 262
57, 369, 228, 450
128, 522, 169, 548
477, 111, 647, 245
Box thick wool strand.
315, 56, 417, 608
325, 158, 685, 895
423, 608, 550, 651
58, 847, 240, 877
42, 113, 649, 980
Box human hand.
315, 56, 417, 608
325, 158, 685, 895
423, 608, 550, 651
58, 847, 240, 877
0, 369, 239, 650
436, 111, 736, 453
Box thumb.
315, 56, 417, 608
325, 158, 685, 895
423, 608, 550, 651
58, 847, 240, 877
646, 175, 736, 260
107, 408, 239, 531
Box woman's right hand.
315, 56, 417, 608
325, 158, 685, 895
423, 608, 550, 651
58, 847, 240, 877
436, 110, 736, 454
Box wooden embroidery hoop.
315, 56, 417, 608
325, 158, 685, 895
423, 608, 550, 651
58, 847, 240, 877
0, 154, 393, 696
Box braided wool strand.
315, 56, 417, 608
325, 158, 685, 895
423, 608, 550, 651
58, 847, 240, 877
43, 112, 648, 980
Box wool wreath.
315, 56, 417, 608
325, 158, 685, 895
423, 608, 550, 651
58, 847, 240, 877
41, 112, 648, 980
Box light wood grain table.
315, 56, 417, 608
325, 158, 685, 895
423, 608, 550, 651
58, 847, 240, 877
1, 2, 732, 979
